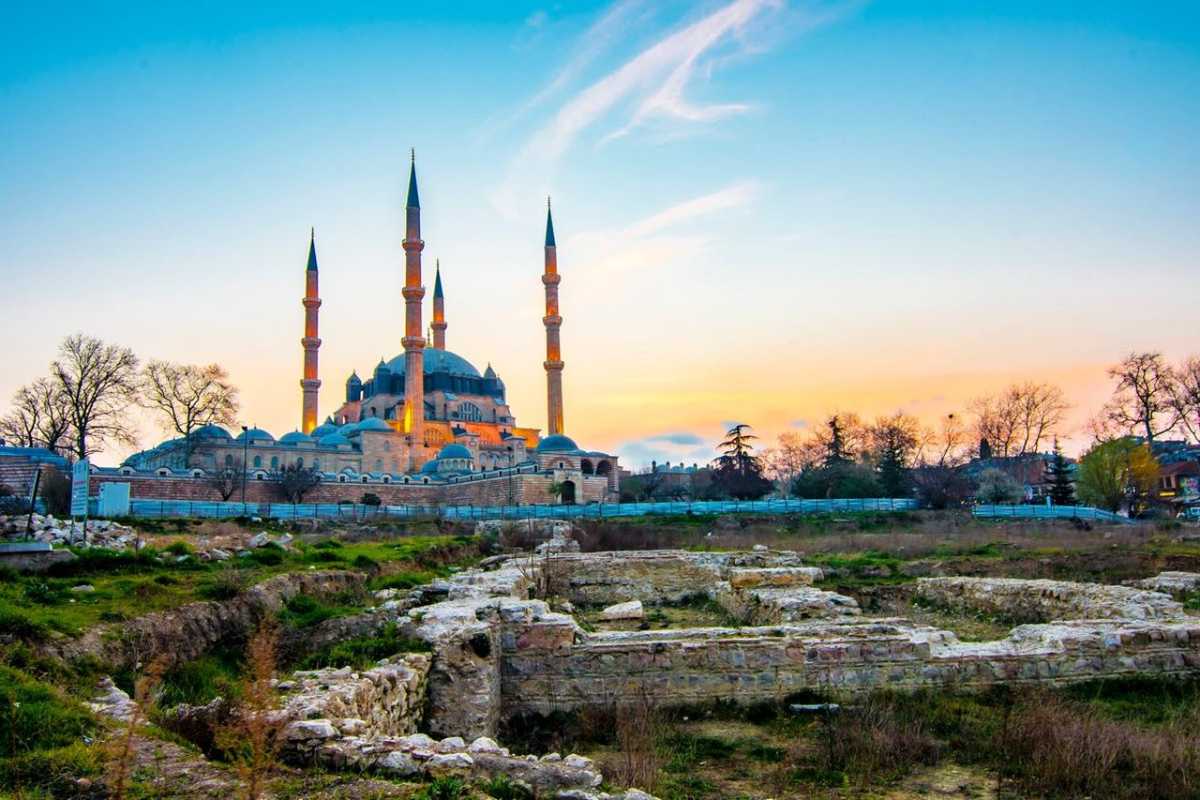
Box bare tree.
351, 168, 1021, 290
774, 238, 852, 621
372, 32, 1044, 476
0, 378, 73, 453
274, 462, 321, 503
1103, 351, 1179, 445
1172, 356, 1200, 443
52, 334, 140, 459
923, 412, 970, 467
971, 382, 1068, 457
762, 431, 824, 495
208, 459, 246, 501
143, 360, 239, 464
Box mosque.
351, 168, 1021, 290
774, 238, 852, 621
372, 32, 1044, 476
118, 158, 620, 505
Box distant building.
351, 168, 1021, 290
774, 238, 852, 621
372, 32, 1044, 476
965, 451, 1068, 503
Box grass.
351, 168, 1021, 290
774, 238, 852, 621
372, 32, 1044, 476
294, 623, 431, 670
0, 533, 481, 643
157, 646, 245, 707
0, 665, 100, 796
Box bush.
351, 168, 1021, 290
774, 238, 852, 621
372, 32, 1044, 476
415, 777, 467, 800
361, 492, 382, 506
39, 467, 71, 517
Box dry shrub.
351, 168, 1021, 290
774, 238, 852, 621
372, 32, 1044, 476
606, 694, 663, 793
1001, 693, 1200, 799
105, 658, 165, 800
216, 623, 285, 800
816, 695, 942, 785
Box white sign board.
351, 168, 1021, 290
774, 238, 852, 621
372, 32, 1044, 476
71, 458, 90, 517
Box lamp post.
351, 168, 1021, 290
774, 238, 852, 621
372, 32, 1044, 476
241, 425, 250, 514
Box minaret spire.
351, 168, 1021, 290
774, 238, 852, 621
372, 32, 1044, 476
300, 230, 323, 433
431, 259, 447, 350
542, 200, 565, 436
401, 153, 427, 469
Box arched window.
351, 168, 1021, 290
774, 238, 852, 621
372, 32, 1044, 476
338, 474, 347, 483
312, 459, 320, 471
253, 455, 262, 468
296, 457, 304, 468
271, 456, 279, 470
457, 401, 483, 422
581, 459, 594, 475
225, 454, 233, 467
596, 460, 613, 476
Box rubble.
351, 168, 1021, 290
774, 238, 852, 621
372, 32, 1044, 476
599, 600, 643, 621
1129, 571, 1200, 599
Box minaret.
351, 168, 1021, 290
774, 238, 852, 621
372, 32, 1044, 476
542, 198, 565, 436
300, 228, 322, 434
431, 259, 447, 350
401, 151, 427, 468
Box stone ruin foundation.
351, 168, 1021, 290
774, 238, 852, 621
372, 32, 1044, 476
118, 524, 1199, 800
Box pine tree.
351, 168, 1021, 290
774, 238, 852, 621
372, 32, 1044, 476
713, 424, 773, 499
1045, 440, 1076, 506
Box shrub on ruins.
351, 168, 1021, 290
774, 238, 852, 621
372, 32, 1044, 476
273, 462, 321, 503
216, 624, 284, 800
360, 491, 382, 506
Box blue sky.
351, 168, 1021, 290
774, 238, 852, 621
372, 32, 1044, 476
2, 1, 1198, 466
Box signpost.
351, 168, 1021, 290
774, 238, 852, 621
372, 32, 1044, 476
71, 457, 90, 537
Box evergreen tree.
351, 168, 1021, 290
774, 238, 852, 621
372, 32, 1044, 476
712, 424, 773, 499
823, 416, 850, 468
1045, 439, 1076, 505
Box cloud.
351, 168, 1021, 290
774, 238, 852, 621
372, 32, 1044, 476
790, 419, 809, 428
529, 0, 782, 163
625, 181, 758, 238
647, 431, 706, 446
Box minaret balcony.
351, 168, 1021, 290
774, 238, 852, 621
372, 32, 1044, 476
401, 286, 426, 300
542, 273, 561, 286
401, 336, 427, 350
544, 360, 564, 371
542, 315, 562, 327
302, 297, 322, 309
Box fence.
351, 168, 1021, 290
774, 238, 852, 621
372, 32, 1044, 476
971, 504, 1132, 524
103, 496, 919, 522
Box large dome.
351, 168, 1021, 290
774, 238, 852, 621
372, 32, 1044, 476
384, 349, 481, 379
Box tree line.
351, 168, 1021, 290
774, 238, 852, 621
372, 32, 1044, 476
0, 333, 239, 462
637, 351, 1200, 512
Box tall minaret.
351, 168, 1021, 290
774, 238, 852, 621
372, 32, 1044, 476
542, 198, 565, 436
401, 151, 427, 467
300, 228, 322, 434
431, 259, 446, 350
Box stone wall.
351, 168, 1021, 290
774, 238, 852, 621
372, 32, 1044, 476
88, 470, 613, 509
279, 654, 431, 750
501, 615, 1200, 716
915, 577, 1185, 621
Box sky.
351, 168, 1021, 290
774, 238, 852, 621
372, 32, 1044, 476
1, 1, 1198, 468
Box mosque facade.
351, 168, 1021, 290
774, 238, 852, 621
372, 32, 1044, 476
117, 159, 619, 505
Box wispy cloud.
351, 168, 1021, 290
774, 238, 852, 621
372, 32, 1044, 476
626, 181, 758, 238
531, 0, 782, 162
567, 180, 758, 277
647, 431, 706, 445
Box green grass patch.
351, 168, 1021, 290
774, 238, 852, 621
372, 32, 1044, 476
157, 645, 244, 707
0, 665, 99, 795
296, 623, 431, 670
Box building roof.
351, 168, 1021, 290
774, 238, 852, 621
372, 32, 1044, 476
193, 424, 233, 441
318, 432, 351, 447
352, 418, 392, 433
235, 427, 275, 443
438, 443, 472, 460
306, 229, 318, 272
279, 430, 314, 445
537, 434, 580, 453
311, 420, 339, 438
406, 158, 420, 209
433, 261, 444, 299
545, 204, 556, 247
383, 348, 481, 379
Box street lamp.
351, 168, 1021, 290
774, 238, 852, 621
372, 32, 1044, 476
241, 425, 250, 514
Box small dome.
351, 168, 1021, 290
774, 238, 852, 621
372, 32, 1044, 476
279, 430, 314, 445
311, 420, 339, 438
346, 371, 362, 385
193, 424, 232, 440
419, 459, 440, 474
355, 418, 392, 433
235, 427, 275, 443
536, 434, 579, 453
318, 432, 350, 447
438, 443, 472, 460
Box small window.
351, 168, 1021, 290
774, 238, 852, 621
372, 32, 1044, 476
253, 455, 262, 468
382, 475, 391, 484
271, 456, 279, 470
192, 469, 203, 478
224, 454, 233, 467
157, 468, 170, 477
120, 466, 134, 475
338, 474, 347, 483
422, 477, 429, 484
362, 476, 369, 483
